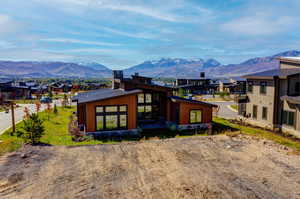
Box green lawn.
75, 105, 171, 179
230, 104, 238, 110
0, 106, 107, 156
213, 117, 300, 151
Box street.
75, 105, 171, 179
211, 101, 238, 119
0, 101, 61, 135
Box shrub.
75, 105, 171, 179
68, 115, 84, 142
19, 113, 45, 144
53, 104, 58, 114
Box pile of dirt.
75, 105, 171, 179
0, 135, 299, 199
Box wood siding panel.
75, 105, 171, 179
84, 94, 137, 132
179, 102, 213, 124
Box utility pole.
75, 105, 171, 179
11, 101, 15, 135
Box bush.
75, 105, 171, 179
68, 115, 84, 142
218, 92, 230, 98
19, 113, 45, 144
53, 104, 58, 114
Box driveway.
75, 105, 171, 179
211, 101, 238, 119
0, 100, 61, 135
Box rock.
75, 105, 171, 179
20, 153, 28, 159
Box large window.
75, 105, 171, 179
295, 82, 300, 95
260, 81, 267, 94
247, 81, 253, 93
137, 93, 160, 121
190, 110, 202, 124
95, 105, 127, 131
282, 111, 295, 126
252, 105, 257, 119
262, 107, 268, 120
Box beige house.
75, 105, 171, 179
238, 57, 300, 138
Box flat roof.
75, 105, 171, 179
243, 68, 300, 79
72, 88, 142, 104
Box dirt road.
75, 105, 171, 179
0, 135, 299, 199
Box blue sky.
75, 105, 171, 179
0, 0, 300, 69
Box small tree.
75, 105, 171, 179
178, 88, 185, 97
68, 115, 82, 141
23, 107, 30, 119
62, 94, 68, 108
35, 102, 41, 113
20, 113, 45, 144
53, 104, 58, 115
48, 90, 53, 98
45, 103, 52, 120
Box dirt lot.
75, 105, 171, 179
0, 135, 300, 199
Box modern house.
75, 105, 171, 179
49, 82, 72, 94
173, 72, 213, 95
237, 57, 300, 137
72, 71, 217, 134
0, 80, 32, 102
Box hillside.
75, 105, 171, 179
0, 61, 111, 78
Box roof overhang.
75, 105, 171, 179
242, 76, 275, 80
72, 89, 143, 104
278, 57, 300, 65
281, 95, 300, 105
170, 96, 218, 108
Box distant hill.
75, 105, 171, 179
124, 50, 300, 78
124, 58, 222, 78
0, 50, 299, 78
0, 61, 111, 78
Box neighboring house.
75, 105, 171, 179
218, 78, 246, 94
72, 71, 217, 134
0, 80, 32, 101
237, 57, 300, 137
49, 82, 72, 93
173, 72, 212, 95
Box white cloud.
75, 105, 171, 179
33, 0, 212, 23
0, 14, 21, 35
222, 15, 295, 36
0, 40, 15, 49
63, 48, 135, 55
102, 27, 157, 40
96, 2, 180, 22
40, 38, 121, 46
0, 48, 75, 61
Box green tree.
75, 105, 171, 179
178, 88, 185, 97
53, 104, 58, 114
20, 113, 45, 144
48, 90, 53, 98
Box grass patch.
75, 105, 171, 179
230, 104, 238, 110
0, 106, 110, 155
213, 117, 300, 151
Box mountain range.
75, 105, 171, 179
0, 61, 111, 78
0, 50, 299, 79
